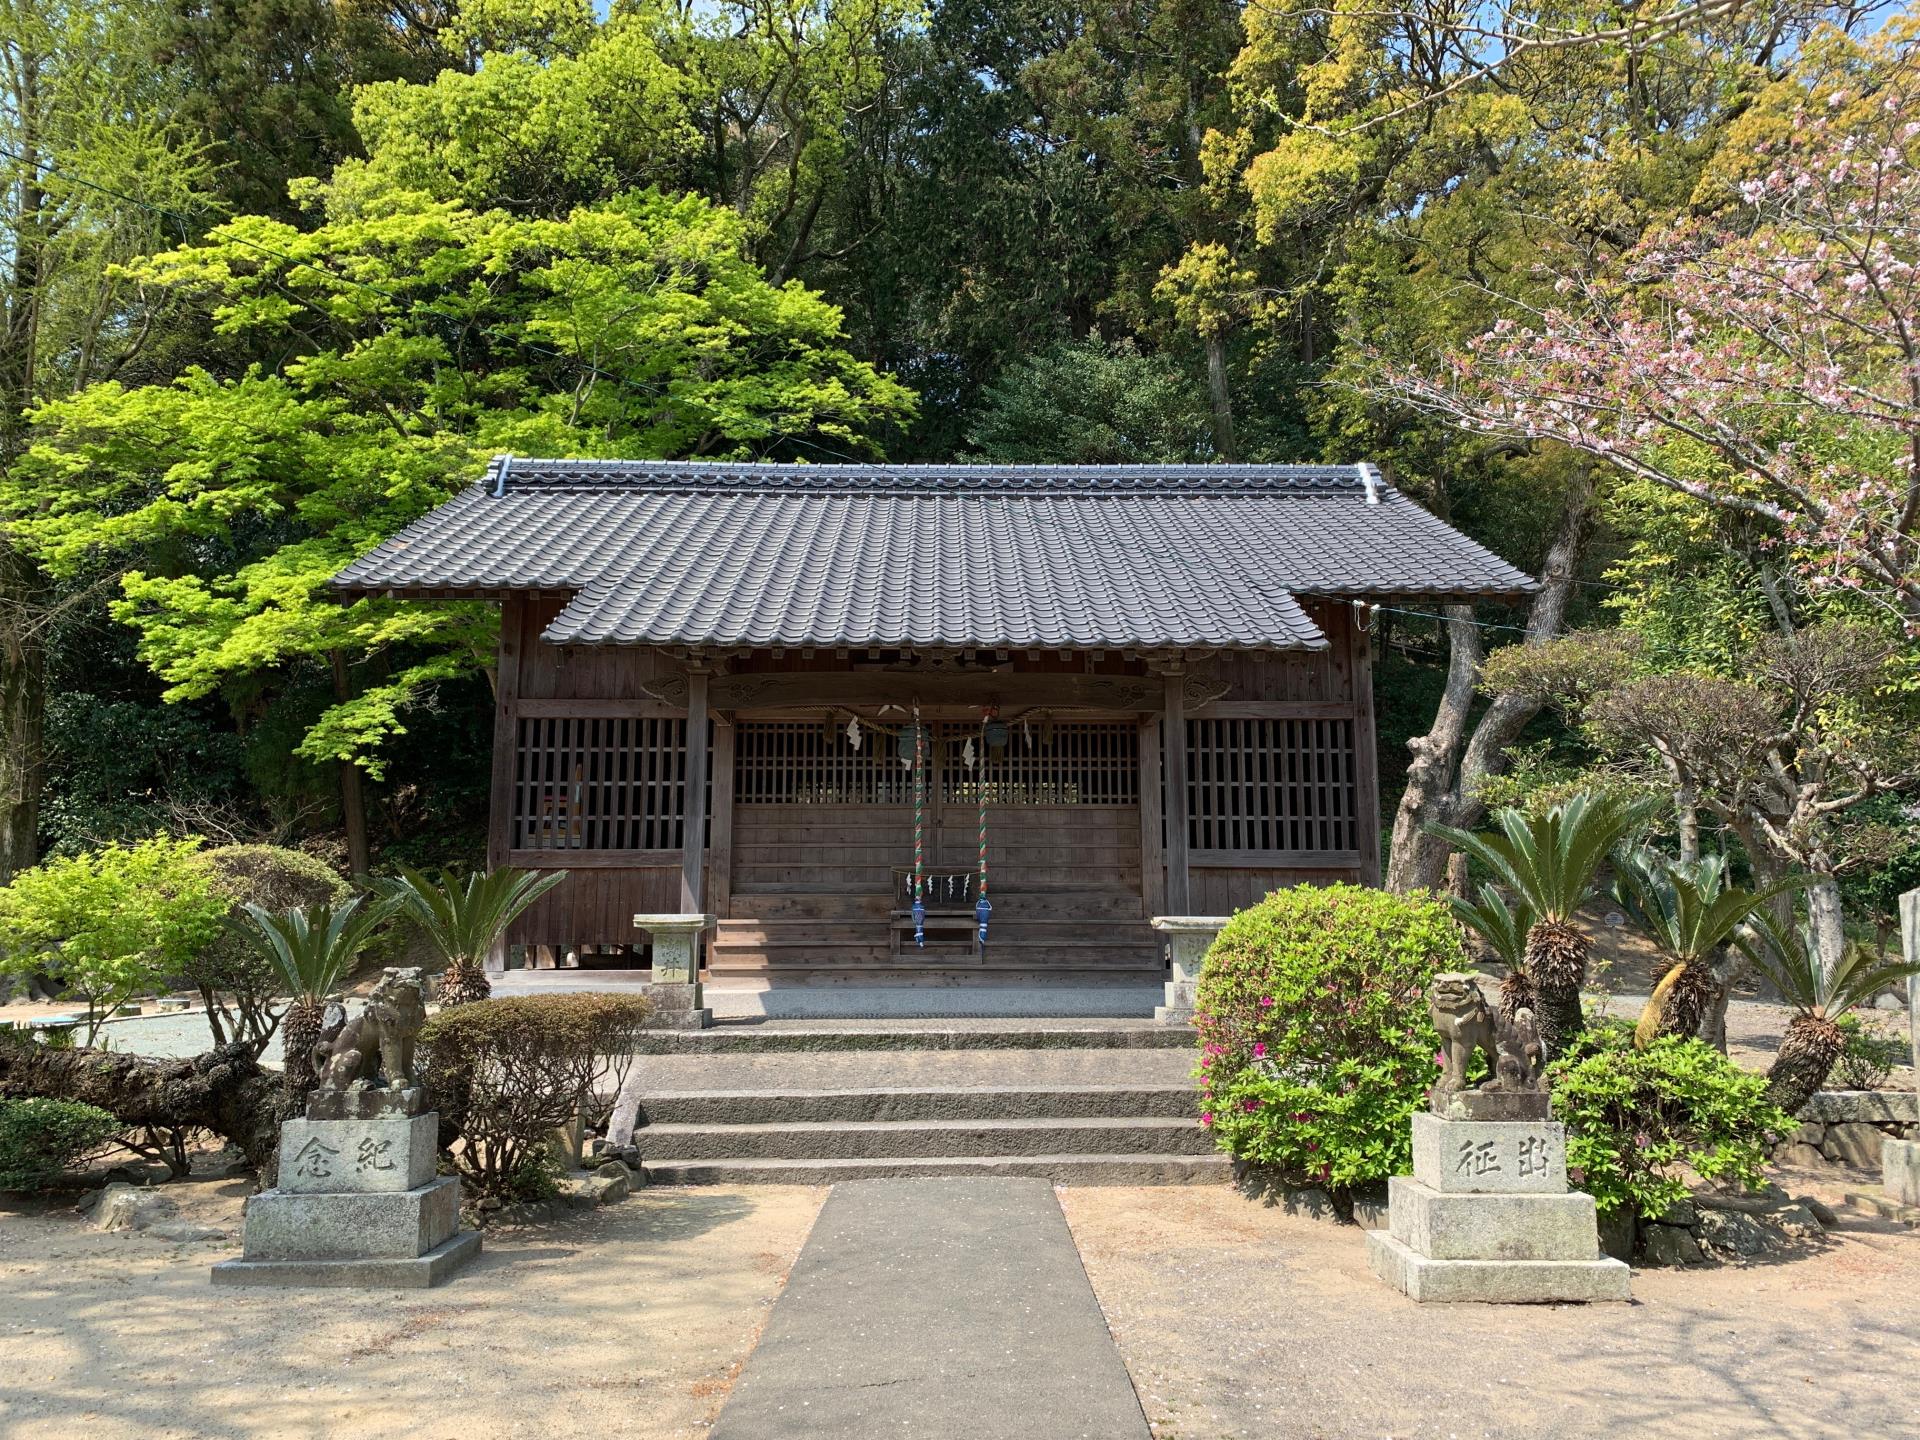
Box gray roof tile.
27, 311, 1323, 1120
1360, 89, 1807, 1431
331, 458, 1535, 652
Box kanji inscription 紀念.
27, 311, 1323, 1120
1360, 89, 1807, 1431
356, 1136, 397, 1173
291, 1137, 339, 1181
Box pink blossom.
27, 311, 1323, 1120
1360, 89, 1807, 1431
1252, 1042, 1267, 1060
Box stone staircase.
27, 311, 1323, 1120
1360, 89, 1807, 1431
615, 1021, 1226, 1186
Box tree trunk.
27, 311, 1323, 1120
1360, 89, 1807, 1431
0, 545, 45, 883
0, 1039, 286, 1172
1765, 1015, 1844, 1117
1205, 332, 1236, 462
1806, 875, 1847, 982
1385, 606, 1480, 892
280, 995, 326, 1104
328, 649, 371, 877
1383, 463, 1597, 892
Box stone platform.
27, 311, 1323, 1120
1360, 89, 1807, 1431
212, 1089, 479, 1290
1368, 1113, 1629, 1304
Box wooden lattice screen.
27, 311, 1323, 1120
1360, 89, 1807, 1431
942, 722, 1139, 806
735, 721, 913, 805
512, 715, 688, 850
1186, 716, 1357, 854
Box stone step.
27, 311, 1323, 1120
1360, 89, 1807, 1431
637, 1083, 1198, 1126
1841, 1188, 1920, 1227
633, 1020, 1193, 1054
641, 1115, 1215, 1162
642, 1152, 1233, 1186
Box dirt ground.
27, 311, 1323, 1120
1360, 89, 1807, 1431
1062, 1181, 1920, 1440
0, 1179, 825, 1440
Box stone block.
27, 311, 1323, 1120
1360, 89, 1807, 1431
1431, 1090, 1552, 1122
1821, 1120, 1886, 1168
278, 1114, 437, 1194
1798, 1091, 1918, 1125
1885, 1138, 1920, 1206
212, 1231, 479, 1289
1387, 1176, 1599, 1262
242, 1175, 460, 1261
1410, 1113, 1566, 1194
304, 1084, 428, 1122
1366, 1230, 1631, 1303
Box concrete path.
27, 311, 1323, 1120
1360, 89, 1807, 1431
710, 1177, 1151, 1440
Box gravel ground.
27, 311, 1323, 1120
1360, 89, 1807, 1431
0, 1179, 824, 1440
1061, 1180, 1920, 1440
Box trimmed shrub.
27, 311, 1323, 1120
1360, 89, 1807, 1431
1549, 1024, 1792, 1220
421, 994, 651, 1200
0, 1097, 121, 1191
187, 846, 352, 1053
1194, 883, 1468, 1203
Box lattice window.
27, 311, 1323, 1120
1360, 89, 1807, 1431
1186, 717, 1357, 854
735, 720, 913, 805
943, 722, 1139, 807
512, 715, 687, 851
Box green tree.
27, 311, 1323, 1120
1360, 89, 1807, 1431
235, 893, 396, 1098
0, 0, 212, 880
1431, 792, 1656, 1054
2, 185, 915, 869
378, 865, 568, 1006
0, 834, 228, 1043
965, 338, 1210, 463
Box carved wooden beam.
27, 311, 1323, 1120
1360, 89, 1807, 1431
640, 670, 1228, 713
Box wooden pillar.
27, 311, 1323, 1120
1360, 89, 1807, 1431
1162, 669, 1190, 914
1138, 713, 1165, 915
484, 595, 524, 973
680, 668, 710, 914
1351, 607, 1383, 886
709, 713, 735, 919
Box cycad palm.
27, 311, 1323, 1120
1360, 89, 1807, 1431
1431, 792, 1657, 1054
1610, 848, 1803, 1047
1448, 884, 1538, 1019
1745, 919, 1920, 1115
237, 896, 395, 1097
380, 867, 568, 1006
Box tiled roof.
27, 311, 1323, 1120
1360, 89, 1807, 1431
331, 458, 1535, 652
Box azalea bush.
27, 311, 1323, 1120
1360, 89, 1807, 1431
1549, 1024, 1791, 1221
1194, 884, 1467, 1205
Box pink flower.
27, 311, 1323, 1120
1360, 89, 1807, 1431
1252, 1042, 1267, 1060
1242, 1098, 1262, 1113
1434, 1049, 1447, 1068
1200, 1113, 1214, 1128
1259, 996, 1275, 1009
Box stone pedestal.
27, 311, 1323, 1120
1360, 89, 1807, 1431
1367, 1113, 1630, 1303
634, 913, 715, 1029
1150, 916, 1229, 1024
212, 1090, 479, 1289
1884, 1138, 1920, 1206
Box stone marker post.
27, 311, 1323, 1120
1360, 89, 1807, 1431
1882, 890, 1920, 1208
634, 913, 715, 1029
1149, 916, 1230, 1024
1367, 974, 1630, 1303
212, 969, 480, 1289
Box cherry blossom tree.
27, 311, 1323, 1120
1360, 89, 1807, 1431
1374, 35, 1920, 628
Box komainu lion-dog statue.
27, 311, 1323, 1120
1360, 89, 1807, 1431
311, 967, 429, 1097
1427, 972, 1548, 1116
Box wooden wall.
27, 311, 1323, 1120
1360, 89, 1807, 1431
490, 591, 1381, 953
